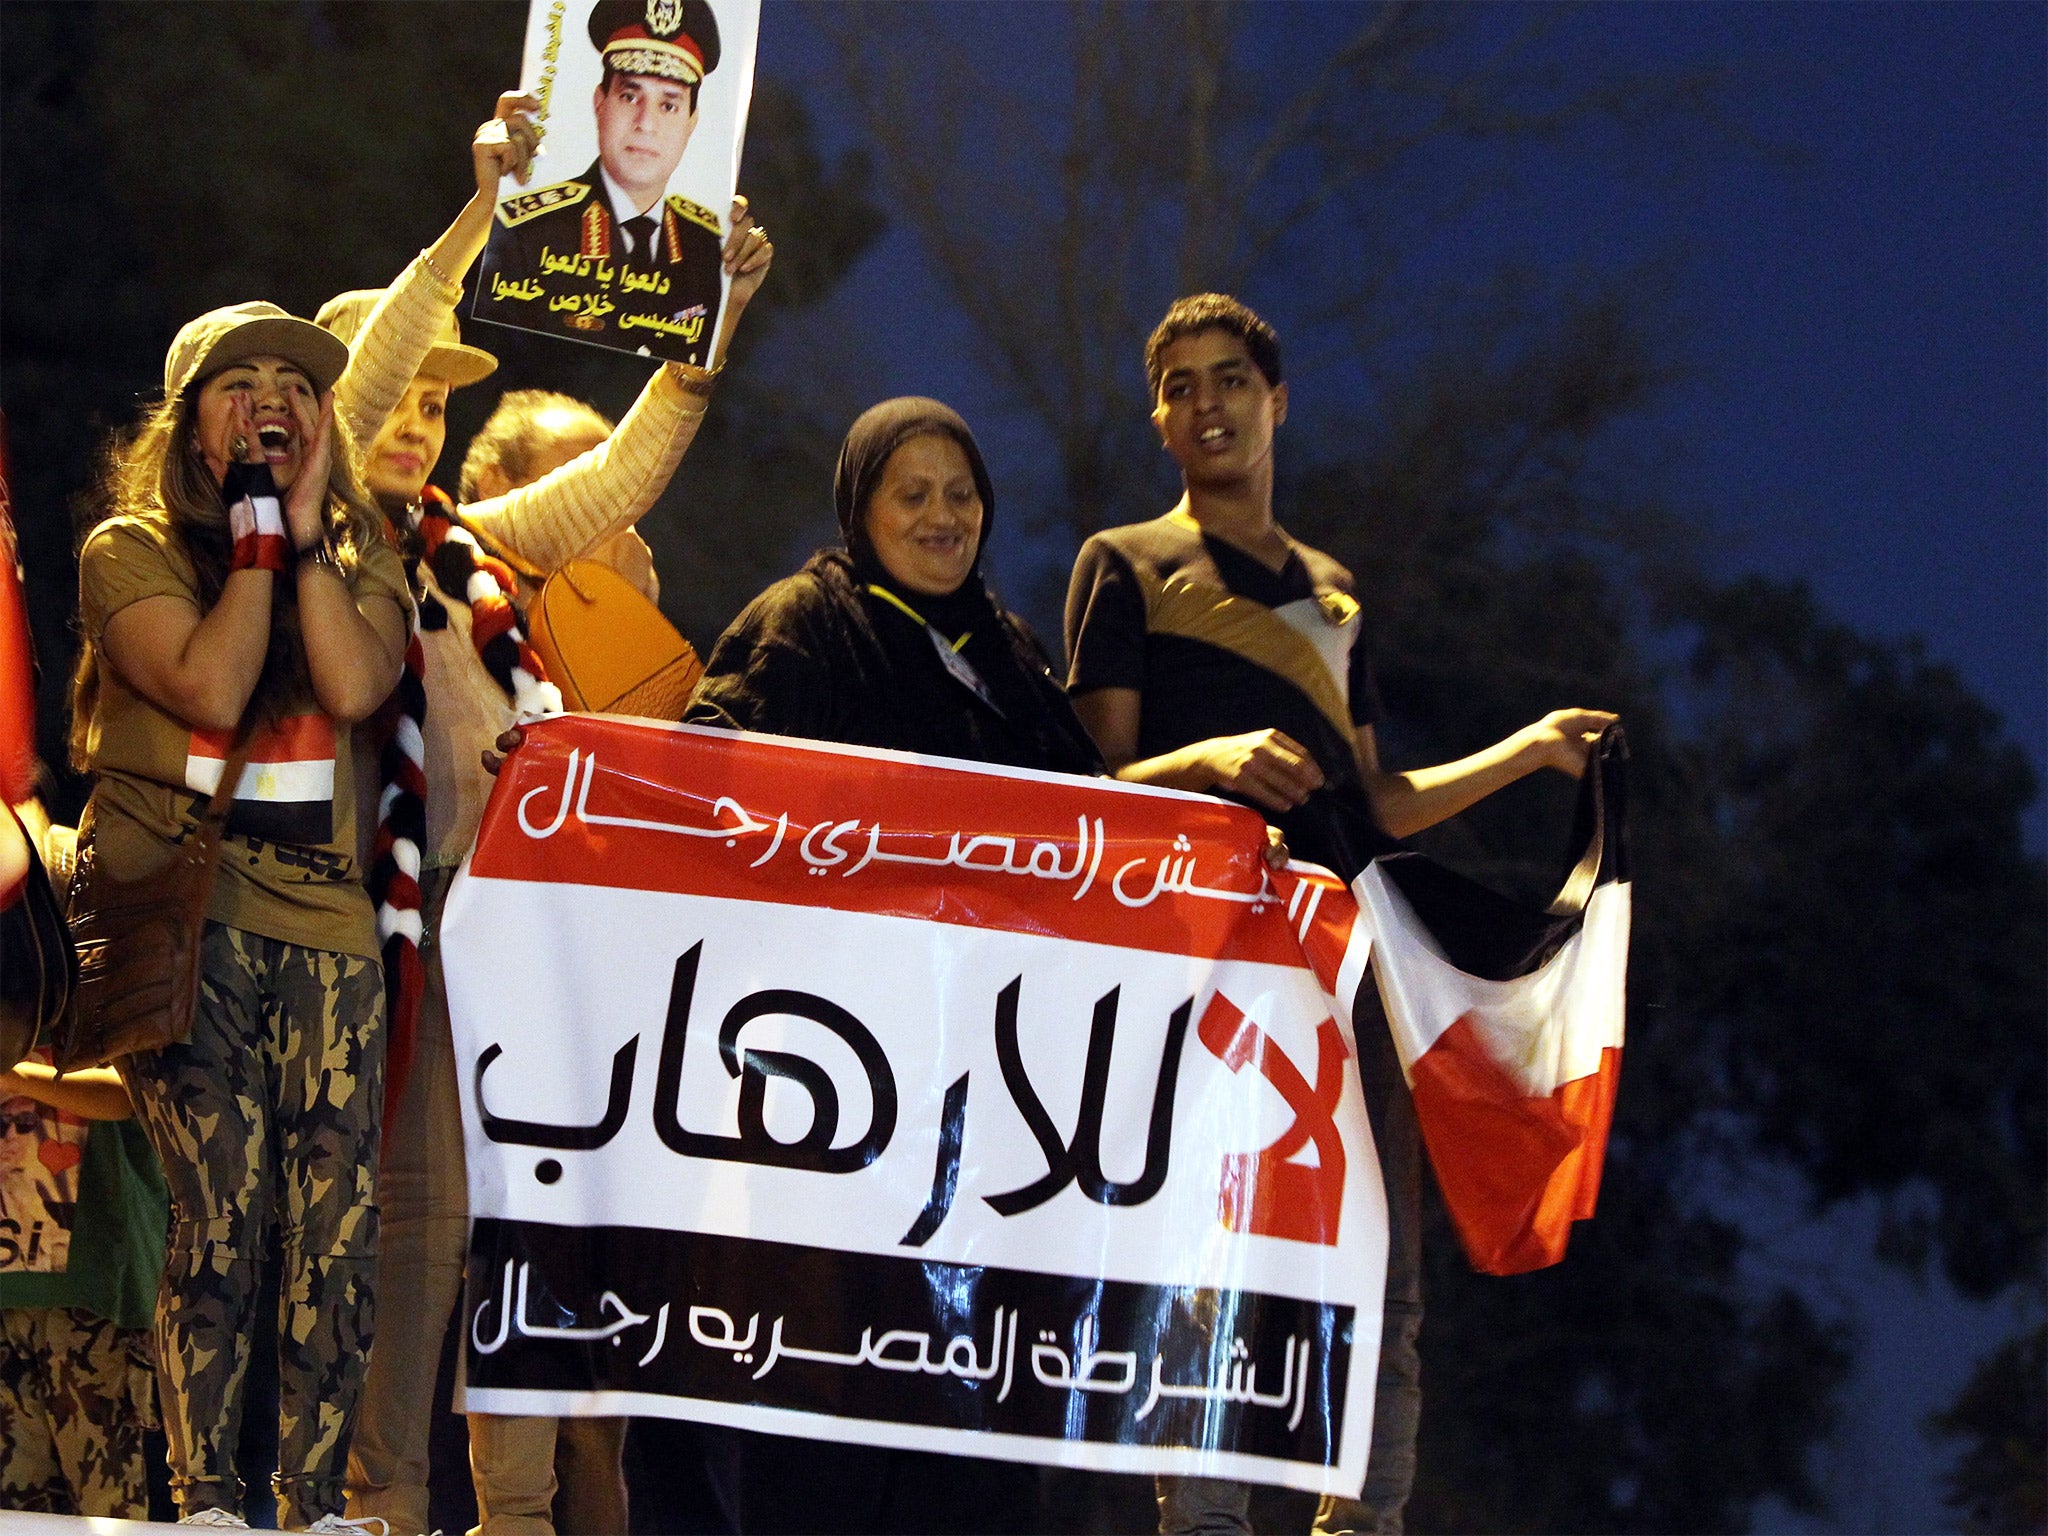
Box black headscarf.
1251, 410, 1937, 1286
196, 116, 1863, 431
833, 396, 996, 574
688, 399, 1102, 778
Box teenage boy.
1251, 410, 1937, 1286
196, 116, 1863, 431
1064, 293, 1614, 1535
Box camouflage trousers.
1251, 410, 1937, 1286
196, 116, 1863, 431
0, 1305, 156, 1516
124, 922, 384, 1528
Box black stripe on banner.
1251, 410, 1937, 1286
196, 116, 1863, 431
465, 1217, 1353, 1466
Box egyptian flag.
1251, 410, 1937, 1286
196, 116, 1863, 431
186, 715, 337, 845
1285, 728, 1629, 1275
1359, 726, 1629, 1274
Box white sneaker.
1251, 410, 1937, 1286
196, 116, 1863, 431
177, 1512, 252, 1529
299, 1516, 393, 1536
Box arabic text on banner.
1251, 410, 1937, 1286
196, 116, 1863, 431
443, 715, 1386, 1496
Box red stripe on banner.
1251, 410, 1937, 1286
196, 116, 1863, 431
191, 714, 336, 764
1407, 1014, 1622, 1275
1276, 866, 1358, 985
1564, 1045, 1621, 1222
1199, 990, 1350, 1247
471, 715, 1307, 964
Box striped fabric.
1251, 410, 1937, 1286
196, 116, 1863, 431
369, 487, 560, 1125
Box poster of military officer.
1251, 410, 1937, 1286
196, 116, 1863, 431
474, 0, 760, 365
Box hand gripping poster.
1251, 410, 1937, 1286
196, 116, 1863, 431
473, 0, 760, 366
443, 715, 1387, 1496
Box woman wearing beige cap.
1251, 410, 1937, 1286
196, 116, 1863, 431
312, 95, 771, 1536
69, 300, 410, 1531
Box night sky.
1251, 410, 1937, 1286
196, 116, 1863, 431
746, 5, 2045, 1529
756, 2, 2046, 831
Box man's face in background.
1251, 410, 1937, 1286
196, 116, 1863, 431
593, 71, 698, 210
0, 1096, 41, 1176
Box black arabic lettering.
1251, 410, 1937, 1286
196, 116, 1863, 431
899, 1071, 969, 1247
474, 1036, 639, 1150
984, 977, 1192, 1215
650, 942, 899, 1173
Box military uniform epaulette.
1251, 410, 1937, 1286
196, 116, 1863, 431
497, 181, 593, 228
666, 193, 722, 234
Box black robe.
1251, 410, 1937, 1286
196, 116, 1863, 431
687, 549, 1104, 778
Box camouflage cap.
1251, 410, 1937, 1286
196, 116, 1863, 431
163, 301, 350, 399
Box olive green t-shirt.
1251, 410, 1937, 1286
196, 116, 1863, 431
0, 1089, 168, 1330
77, 514, 410, 959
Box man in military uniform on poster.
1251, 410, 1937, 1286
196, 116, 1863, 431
477, 0, 728, 366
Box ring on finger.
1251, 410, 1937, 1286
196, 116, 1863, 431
230, 434, 248, 459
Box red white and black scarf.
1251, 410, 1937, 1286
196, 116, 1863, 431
369, 486, 560, 1124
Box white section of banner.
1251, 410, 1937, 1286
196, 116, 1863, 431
445, 870, 1386, 1494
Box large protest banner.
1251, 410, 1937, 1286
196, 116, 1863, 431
443, 714, 1385, 1495
473, 0, 761, 366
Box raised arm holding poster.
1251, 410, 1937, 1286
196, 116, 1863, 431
473, 0, 761, 365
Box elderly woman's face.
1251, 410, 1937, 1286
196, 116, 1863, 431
866, 432, 983, 597
193, 355, 317, 490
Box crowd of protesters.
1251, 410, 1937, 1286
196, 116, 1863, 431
2, 61, 1613, 1536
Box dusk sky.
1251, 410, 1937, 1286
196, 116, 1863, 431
753, 2, 2046, 845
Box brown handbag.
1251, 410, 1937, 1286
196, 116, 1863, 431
523, 557, 704, 720
54, 730, 251, 1070
0, 804, 78, 1074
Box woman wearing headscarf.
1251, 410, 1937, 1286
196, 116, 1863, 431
71, 303, 409, 1530
678, 398, 1099, 1533
689, 397, 1101, 777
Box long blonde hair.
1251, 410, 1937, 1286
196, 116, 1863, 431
69, 386, 390, 768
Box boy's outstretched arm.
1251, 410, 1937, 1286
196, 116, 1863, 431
1072, 687, 1615, 837
1356, 709, 1617, 839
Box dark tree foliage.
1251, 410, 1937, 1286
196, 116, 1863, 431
1287, 287, 2044, 1532
1928, 1322, 2047, 1536
1, 3, 166, 803
1279, 292, 1860, 1532
1670, 577, 2047, 1304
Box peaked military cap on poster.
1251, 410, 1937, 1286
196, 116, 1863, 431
590, 0, 721, 85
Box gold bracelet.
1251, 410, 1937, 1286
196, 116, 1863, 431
669, 360, 722, 400
418, 247, 458, 293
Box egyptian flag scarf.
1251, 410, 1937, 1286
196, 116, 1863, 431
370, 486, 560, 1126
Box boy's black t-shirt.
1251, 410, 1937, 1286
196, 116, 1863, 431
1065, 512, 1384, 858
